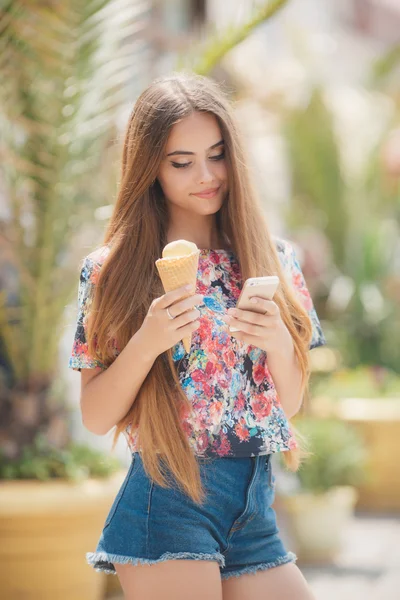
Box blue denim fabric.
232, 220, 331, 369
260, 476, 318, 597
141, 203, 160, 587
87, 452, 296, 581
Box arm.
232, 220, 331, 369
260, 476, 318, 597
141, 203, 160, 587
222, 240, 326, 419
70, 254, 157, 435
266, 338, 303, 420
222, 299, 304, 419
70, 254, 203, 435
80, 329, 156, 435
269, 240, 326, 418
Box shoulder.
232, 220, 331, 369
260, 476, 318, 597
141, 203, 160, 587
272, 236, 296, 273
80, 245, 111, 284
272, 235, 294, 258
85, 244, 111, 267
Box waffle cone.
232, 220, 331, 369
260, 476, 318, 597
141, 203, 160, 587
155, 249, 200, 353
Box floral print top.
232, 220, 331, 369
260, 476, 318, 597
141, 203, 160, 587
69, 238, 326, 458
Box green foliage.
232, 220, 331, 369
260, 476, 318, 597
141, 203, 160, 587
370, 43, 400, 87
0, 435, 121, 481
293, 418, 368, 494
177, 0, 289, 75
284, 88, 347, 269
0, 0, 149, 382
283, 83, 400, 372
329, 217, 400, 373
0, 0, 150, 469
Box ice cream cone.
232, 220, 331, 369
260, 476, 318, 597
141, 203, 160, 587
155, 241, 200, 353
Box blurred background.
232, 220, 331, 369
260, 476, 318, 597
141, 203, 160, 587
0, 1, 399, 599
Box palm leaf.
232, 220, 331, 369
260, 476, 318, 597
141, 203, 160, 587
370, 43, 400, 87
176, 0, 289, 75
283, 87, 348, 269
0, 0, 150, 454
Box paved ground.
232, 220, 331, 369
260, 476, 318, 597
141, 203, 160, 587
301, 513, 400, 600
107, 513, 400, 600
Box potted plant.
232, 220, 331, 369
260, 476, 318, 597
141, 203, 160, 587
0, 437, 123, 600
278, 417, 368, 564
310, 366, 400, 511
0, 2, 151, 598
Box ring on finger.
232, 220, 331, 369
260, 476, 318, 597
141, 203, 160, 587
166, 307, 175, 320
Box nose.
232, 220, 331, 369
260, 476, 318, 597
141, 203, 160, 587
196, 160, 214, 183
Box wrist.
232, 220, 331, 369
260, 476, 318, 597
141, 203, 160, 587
269, 326, 294, 362
130, 328, 159, 364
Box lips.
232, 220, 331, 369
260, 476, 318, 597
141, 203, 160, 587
192, 186, 220, 198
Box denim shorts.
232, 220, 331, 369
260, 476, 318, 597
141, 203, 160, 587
87, 451, 296, 581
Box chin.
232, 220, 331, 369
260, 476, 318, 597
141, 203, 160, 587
192, 194, 226, 212
195, 203, 224, 215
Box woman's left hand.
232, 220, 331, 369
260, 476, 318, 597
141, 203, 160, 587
221, 297, 294, 356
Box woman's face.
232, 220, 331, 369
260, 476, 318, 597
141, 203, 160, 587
157, 111, 228, 217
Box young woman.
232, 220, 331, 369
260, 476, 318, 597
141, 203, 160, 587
69, 72, 326, 600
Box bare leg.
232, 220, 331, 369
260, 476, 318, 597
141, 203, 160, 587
115, 559, 223, 600
222, 563, 316, 600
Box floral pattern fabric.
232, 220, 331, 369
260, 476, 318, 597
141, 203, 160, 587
69, 238, 326, 458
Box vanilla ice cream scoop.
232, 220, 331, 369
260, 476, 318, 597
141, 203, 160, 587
162, 239, 199, 258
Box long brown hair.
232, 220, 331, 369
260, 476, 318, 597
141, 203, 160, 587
87, 72, 312, 505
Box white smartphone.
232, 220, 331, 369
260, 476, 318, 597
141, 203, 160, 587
229, 275, 280, 332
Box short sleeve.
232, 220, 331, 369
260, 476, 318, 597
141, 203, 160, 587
280, 240, 326, 350
68, 256, 107, 371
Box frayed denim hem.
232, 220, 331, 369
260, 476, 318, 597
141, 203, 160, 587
220, 551, 297, 581
86, 551, 226, 575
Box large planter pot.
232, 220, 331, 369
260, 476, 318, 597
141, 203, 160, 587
335, 398, 400, 512
280, 486, 358, 563
0, 472, 125, 600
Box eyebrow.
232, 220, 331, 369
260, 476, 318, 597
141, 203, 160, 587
166, 139, 224, 157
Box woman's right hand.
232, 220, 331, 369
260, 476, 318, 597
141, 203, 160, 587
137, 284, 204, 359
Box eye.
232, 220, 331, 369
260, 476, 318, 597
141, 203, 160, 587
210, 151, 225, 161
171, 162, 191, 169
171, 150, 224, 169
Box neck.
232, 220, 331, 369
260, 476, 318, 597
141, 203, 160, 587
167, 218, 227, 250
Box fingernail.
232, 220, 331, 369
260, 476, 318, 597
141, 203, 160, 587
185, 284, 193, 291
250, 297, 258, 304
